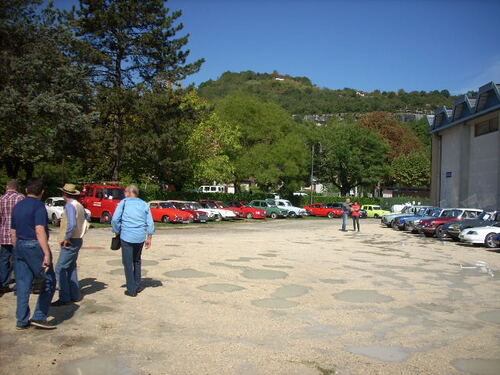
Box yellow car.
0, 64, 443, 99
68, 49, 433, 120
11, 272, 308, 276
362, 205, 391, 218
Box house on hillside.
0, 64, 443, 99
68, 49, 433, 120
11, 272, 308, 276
355, 90, 367, 97
428, 81, 500, 210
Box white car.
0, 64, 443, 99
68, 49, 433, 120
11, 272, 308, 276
459, 224, 500, 248
45, 197, 91, 226
198, 201, 237, 220
266, 199, 308, 218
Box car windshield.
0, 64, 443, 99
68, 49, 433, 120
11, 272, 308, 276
159, 202, 174, 209
219, 202, 230, 208
428, 208, 441, 216
230, 202, 243, 207
441, 209, 462, 218
478, 212, 491, 220
202, 202, 217, 209
53, 200, 65, 207
281, 201, 292, 206
104, 188, 125, 200
417, 208, 427, 215
189, 202, 203, 210
172, 202, 187, 209
372, 206, 382, 210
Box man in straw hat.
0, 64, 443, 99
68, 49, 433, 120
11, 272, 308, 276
51, 184, 89, 307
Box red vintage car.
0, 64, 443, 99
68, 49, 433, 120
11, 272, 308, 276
79, 183, 125, 223
167, 200, 208, 223
199, 199, 244, 219
304, 203, 343, 218
149, 201, 194, 224
226, 201, 267, 219
417, 208, 482, 238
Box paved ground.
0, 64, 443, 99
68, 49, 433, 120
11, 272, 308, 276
1, 218, 500, 375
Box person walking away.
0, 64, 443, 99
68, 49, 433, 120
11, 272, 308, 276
11, 179, 56, 329
52, 184, 89, 306
0, 180, 24, 294
341, 198, 351, 232
351, 202, 361, 232
111, 185, 154, 297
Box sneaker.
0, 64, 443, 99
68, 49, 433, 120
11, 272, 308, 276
51, 300, 71, 307
124, 290, 137, 297
136, 287, 144, 294
30, 320, 57, 330
16, 324, 30, 330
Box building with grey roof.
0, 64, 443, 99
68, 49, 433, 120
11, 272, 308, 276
429, 81, 499, 210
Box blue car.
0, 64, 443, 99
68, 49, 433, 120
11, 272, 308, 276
495, 233, 500, 247
393, 206, 440, 231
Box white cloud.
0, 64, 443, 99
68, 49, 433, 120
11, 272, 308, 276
453, 55, 500, 95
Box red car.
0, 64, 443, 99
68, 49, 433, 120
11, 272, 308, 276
167, 200, 208, 223
304, 203, 343, 218
417, 208, 482, 238
79, 183, 125, 223
199, 199, 244, 219
226, 201, 267, 219
149, 201, 194, 224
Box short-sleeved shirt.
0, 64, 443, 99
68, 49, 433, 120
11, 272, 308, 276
341, 202, 351, 214
11, 197, 48, 241
351, 204, 361, 217
0, 190, 25, 244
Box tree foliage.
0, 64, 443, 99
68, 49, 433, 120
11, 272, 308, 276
316, 123, 391, 195
0, 0, 94, 178
390, 152, 431, 188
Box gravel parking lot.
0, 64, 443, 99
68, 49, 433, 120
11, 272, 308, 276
1, 218, 500, 375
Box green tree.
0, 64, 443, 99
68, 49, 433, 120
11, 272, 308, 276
316, 123, 390, 195
69, 0, 204, 179
0, 0, 94, 178
217, 94, 309, 190
390, 152, 431, 188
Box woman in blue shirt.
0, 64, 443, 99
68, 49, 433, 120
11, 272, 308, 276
111, 185, 155, 297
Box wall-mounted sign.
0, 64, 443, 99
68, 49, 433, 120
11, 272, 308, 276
446, 171, 452, 178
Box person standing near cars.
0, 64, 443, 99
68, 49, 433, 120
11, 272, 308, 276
11, 179, 56, 330
341, 198, 351, 232
52, 184, 89, 306
0, 180, 24, 294
111, 185, 154, 297
351, 201, 361, 232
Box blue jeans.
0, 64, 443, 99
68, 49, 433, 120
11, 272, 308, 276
121, 240, 144, 295
55, 238, 83, 302
14, 240, 56, 327
0, 244, 14, 287
342, 213, 349, 230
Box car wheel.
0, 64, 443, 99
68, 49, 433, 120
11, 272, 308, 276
327, 212, 335, 219
246, 212, 253, 219
51, 213, 60, 226
162, 216, 170, 224
374, 214, 380, 218
391, 220, 398, 230
450, 236, 459, 242
436, 225, 446, 239
100, 212, 111, 224
485, 233, 498, 248
270, 212, 278, 219
288, 212, 297, 218
214, 214, 222, 222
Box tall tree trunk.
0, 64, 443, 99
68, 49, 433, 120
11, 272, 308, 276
4, 158, 21, 178
111, 110, 123, 181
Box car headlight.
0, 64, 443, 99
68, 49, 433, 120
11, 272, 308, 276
467, 231, 478, 235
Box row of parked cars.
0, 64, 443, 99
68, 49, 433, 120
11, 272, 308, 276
381, 206, 500, 248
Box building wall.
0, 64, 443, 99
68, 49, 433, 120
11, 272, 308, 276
467, 112, 499, 210
439, 125, 461, 207
433, 109, 499, 210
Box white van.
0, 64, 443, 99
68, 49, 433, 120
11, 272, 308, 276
198, 185, 235, 194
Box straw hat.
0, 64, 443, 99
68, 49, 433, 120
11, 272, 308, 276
58, 183, 81, 196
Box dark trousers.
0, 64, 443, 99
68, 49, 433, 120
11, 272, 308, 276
352, 216, 360, 231
55, 238, 83, 302
121, 240, 144, 295
14, 240, 56, 327
0, 244, 14, 287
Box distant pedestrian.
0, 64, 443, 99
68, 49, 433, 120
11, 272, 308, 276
0, 180, 24, 294
11, 178, 56, 330
341, 198, 351, 232
351, 202, 361, 232
111, 185, 155, 297
52, 184, 89, 306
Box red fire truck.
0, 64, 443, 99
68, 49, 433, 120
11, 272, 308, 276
79, 183, 126, 223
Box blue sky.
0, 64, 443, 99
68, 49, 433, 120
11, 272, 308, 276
55, 0, 500, 94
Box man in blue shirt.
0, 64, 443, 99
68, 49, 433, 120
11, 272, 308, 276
111, 184, 155, 297
11, 179, 56, 330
